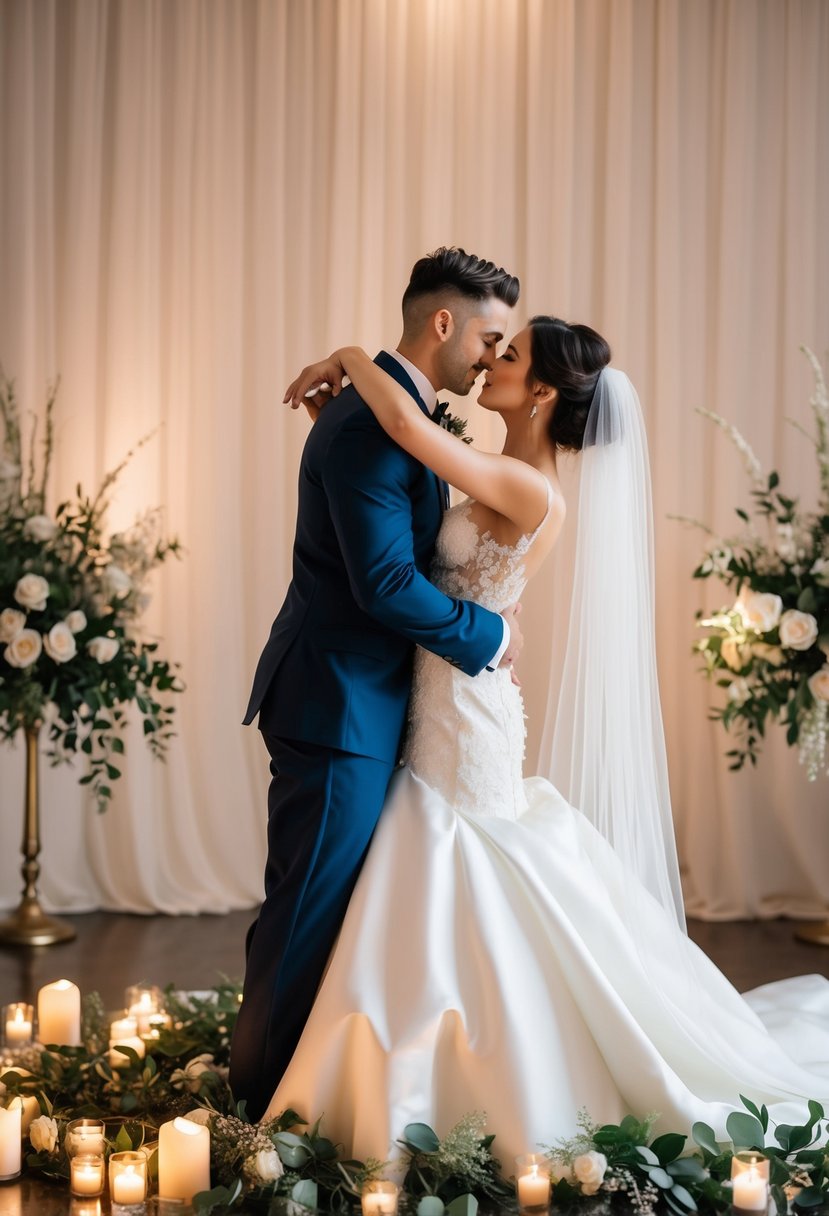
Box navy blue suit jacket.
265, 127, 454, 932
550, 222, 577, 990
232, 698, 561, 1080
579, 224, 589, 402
244, 352, 503, 764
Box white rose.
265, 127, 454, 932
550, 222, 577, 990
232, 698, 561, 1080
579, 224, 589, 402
103, 564, 132, 599
29, 1114, 58, 1154
254, 1147, 284, 1183
86, 635, 120, 663
811, 558, 829, 588
809, 667, 829, 704
184, 1107, 213, 1126
22, 514, 57, 542
779, 610, 819, 651
573, 1151, 608, 1196
720, 638, 752, 671
171, 1053, 216, 1092
4, 629, 43, 668
65, 610, 88, 634
43, 622, 77, 664
735, 591, 783, 634
0, 608, 26, 642
727, 677, 752, 706
14, 573, 50, 611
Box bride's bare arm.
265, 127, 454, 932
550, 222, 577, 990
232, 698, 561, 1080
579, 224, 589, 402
285, 346, 549, 535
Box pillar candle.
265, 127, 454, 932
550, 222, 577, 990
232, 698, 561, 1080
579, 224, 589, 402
732, 1167, 769, 1211
158, 1116, 210, 1202
37, 980, 81, 1046
0, 1068, 38, 1134
0, 1101, 22, 1181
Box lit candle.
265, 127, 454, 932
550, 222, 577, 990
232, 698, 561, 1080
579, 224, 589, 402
109, 1150, 148, 1204
126, 989, 158, 1035
37, 980, 81, 1046
65, 1119, 106, 1158
515, 1154, 552, 1211
108, 1035, 146, 1068
4, 1005, 32, 1048
732, 1152, 770, 1212
158, 1116, 210, 1202
70, 1154, 104, 1197
0, 1100, 22, 1181
361, 1181, 400, 1216
110, 1015, 138, 1041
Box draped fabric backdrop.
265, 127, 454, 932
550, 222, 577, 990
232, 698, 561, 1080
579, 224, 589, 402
1, 0, 828, 919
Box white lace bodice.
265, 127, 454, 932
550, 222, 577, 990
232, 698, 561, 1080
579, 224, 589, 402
403, 488, 553, 819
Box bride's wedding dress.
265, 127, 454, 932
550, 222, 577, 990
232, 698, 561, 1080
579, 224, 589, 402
265, 489, 829, 1166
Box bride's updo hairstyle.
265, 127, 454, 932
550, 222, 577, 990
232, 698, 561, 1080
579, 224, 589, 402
528, 316, 611, 451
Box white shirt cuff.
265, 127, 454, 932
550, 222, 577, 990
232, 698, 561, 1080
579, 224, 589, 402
485, 618, 510, 672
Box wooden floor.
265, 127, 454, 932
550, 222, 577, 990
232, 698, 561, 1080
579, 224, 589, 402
1, 910, 829, 1214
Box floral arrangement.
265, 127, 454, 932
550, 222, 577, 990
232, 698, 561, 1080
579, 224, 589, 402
688, 348, 829, 778
0, 372, 183, 808
5, 980, 829, 1215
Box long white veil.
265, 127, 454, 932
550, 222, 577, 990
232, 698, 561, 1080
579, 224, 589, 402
540, 368, 686, 930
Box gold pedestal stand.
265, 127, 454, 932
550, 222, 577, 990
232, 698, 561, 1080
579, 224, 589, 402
794, 921, 829, 947
0, 724, 76, 946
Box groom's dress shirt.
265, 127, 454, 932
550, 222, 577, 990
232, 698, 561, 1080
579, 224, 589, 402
383, 349, 510, 673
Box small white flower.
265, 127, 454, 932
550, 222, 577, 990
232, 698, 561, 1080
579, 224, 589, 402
809, 667, 829, 705
4, 629, 43, 668
811, 558, 829, 588
254, 1146, 284, 1183
14, 573, 50, 611
43, 622, 77, 664
775, 523, 797, 562
779, 609, 819, 651
0, 608, 26, 643
727, 677, 752, 706
29, 1115, 58, 1154
23, 514, 57, 542
700, 545, 733, 576
735, 590, 783, 634
573, 1151, 608, 1196
86, 635, 120, 663
102, 564, 132, 599
65, 610, 88, 634
183, 1107, 213, 1126
171, 1053, 216, 1093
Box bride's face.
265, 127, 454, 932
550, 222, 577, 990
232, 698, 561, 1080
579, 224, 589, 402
477, 325, 534, 414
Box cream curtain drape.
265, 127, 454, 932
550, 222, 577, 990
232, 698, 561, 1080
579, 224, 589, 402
1, 0, 827, 918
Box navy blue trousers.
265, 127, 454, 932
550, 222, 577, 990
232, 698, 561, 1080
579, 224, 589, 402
229, 734, 395, 1120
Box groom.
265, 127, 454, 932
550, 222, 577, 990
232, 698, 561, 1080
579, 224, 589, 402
230, 247, 521, 1120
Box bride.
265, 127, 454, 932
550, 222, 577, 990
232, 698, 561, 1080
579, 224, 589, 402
270, 318, 829, 1165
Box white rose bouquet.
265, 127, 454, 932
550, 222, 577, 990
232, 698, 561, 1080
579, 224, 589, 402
687, 348, 829, 779
0, 372, 183, 808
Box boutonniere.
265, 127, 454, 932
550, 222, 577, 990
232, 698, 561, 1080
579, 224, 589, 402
436, 407, 473, 444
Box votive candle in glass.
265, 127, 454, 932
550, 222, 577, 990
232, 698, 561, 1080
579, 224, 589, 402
109, 1150, 148, 1205
361, 1180, 400, 1216
37, 980, 82, 1046
65, 1118, 106, 1158
3, 1004, 33, 1049
70, 1153, 105, 1197
731, 1151, 770, 1211
515, 1154, 552, 1212
125, 986, 164, 1035
0, 1099, 22, 1182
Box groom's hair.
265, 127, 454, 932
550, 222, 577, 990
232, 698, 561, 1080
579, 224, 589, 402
401, 247, 519, 335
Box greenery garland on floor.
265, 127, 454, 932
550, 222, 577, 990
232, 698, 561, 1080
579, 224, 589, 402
2, 983, 827, 1215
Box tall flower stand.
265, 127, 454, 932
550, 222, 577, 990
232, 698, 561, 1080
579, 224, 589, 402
0, 724, 76, 945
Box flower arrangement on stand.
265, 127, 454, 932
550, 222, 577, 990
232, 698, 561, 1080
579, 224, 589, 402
0, 371, 183, 808
686, 348, 829, 778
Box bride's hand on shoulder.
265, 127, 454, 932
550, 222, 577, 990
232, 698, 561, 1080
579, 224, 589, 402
283, 351, 353, 418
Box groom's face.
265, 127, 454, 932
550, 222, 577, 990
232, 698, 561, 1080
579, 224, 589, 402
436, 297, 512, 396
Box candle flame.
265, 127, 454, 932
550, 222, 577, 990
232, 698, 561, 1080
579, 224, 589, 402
12, 1008, 23, 1025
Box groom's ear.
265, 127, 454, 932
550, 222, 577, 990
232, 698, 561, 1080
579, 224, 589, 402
432, 307, 455, 343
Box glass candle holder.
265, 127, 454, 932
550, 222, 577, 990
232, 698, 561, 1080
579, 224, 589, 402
2, 1004, 33, 1050
731, 1151, 770, 1211
361, 1180, 400, 1216
65, 1118, 106, 1158
515, 1154, 552, 1212
109, 1149, 148, 1206
124, 985, 164, 1034
70, 1153, 105, 1198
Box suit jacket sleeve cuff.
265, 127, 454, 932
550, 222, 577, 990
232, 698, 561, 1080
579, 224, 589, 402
485, 618, 510, 672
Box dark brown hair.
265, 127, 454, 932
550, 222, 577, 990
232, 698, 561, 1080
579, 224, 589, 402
528, 316, 611, 451
402, 247, 520, 311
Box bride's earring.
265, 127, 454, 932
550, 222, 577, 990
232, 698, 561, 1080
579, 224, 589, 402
529, 404, 538, 419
